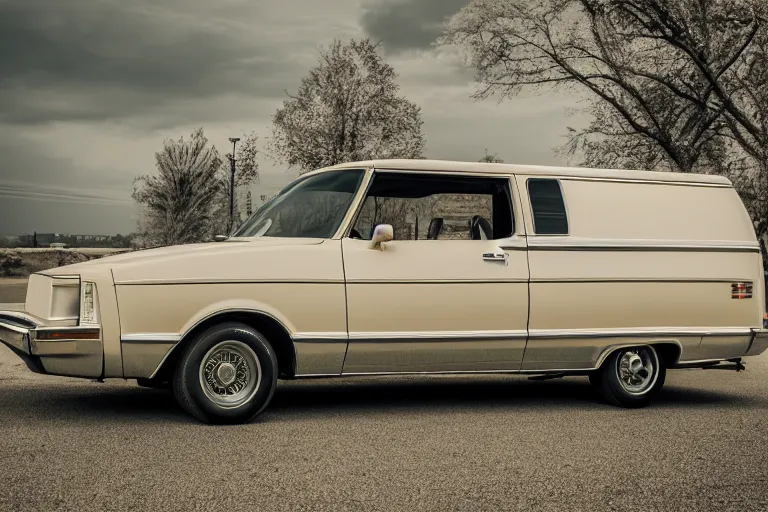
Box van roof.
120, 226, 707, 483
322, 159, 733, 186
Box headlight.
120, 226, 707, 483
79, 281, 99, 325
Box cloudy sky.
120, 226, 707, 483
0, 0, 587, 236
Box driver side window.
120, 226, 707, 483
349, 172, 515, 241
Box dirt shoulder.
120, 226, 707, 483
0, 248, 130, 277
0, 277, 29, 304
0, 278, 29, 285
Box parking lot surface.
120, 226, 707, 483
1, 338, 767, 511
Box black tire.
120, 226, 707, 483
172, 322, 278, 424
589, 345, 666, 408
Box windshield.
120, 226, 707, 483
233, 169, 365, 238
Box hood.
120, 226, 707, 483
39, 237, 325, 278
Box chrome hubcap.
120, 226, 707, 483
199, 340, 262, 408
216, 362, 237, 386
617, 347, 658, 395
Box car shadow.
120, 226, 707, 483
268, 375, 758, 417
0, 375, 759, 425
0, 383, 192, 424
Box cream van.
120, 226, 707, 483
1, 159, 766, 424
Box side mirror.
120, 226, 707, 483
213, 235, 228, 242
370, 224, 393, 250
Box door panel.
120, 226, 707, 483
341, 237, 529, 373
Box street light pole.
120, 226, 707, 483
228, 137, 240, 234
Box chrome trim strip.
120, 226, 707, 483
115, 275, 761, 286
0, 320, 31, 334
348, 330, 529, 341
121, 334, 182, 344
45, 315, 79, 322
530, 277, 753, 284
528, 327, 752, 339
49, 275, 80, 281
292, 332, 348, 341
343, 327, 751, 342
294, 373, 342, 378
124, 327, 754, 345
556, 175, 732, 188
346, 277, 747, 285
346, 278, 529, 284
0, 310, 40, 327
114, 278, 344, 286
325, 368, 596, 377
363, 167, 517, 179
498, 242, 528, 251
527, 237, 759, 253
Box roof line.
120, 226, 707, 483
319, 159, 732, 186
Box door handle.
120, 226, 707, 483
482, 252, 508, 265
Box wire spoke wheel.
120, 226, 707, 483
199, 340, 262, 408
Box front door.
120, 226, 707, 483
340, 170, 530, 374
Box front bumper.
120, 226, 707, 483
0, 311, 103, 378
746, 328, 768, 357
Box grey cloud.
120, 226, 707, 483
0, 134, 137, 235
0, 182, 132, 206
0, 0, 582, 236
361, 0, 469, 53
0, 0, 295, 125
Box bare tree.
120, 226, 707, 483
245, 190, 253, 217
270, 38, 426, 174
133, 128, 224, 246
439, 0, 768, 255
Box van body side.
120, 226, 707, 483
515, 174, 764, 370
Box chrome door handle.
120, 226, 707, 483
482, 252, 508, 265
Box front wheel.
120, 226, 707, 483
172, 322, 278, 424
589, 345, 666, 408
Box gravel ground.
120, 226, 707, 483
0, 337, 766, 512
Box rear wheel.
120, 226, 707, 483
172, 322, 278, 424
589, 345, 666, 408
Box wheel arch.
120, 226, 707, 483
151, 309, 297, 382
594, 340, 682, 370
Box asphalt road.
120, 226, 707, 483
1, 336, 767, 512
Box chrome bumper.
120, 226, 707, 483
745, 328, 768, 357
0, 312, 44, 373
0, 311, 103, 377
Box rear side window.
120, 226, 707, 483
527, 178, 568, 235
